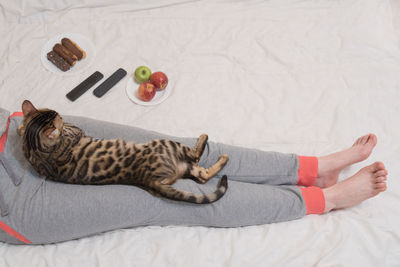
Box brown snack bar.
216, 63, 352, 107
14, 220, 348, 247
47, 51, 70, 72
61, 38, 86, 60
53, 43, 77, 66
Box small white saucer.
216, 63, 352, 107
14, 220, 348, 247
41, 33, 96, 75
126, 76, 171, 106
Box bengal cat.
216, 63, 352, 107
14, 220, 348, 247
17, 100, 229, 204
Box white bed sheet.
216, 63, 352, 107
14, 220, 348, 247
0, 0, 400, 266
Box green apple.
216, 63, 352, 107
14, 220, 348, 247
134, 66, 152, 83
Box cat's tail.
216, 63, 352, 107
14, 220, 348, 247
154, 175, 228, 204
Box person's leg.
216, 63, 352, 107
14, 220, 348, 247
3, 175, 312, 244
62, 116, 388, 215
64, 116, 379, 190
2, 156, 386, 245
0, 158, 387, 245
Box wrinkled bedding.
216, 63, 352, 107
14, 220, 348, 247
1, 0, 400, 266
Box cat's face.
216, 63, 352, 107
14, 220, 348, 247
18, 100, 64, 146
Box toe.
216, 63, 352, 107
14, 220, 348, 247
357, 136, 364, 145
371, 161, 385, 172
361, 135, 368, 144
375, 176, 386, 183
368, 133, 377, 145
363, 162, 385, 173
365, 134, 372, 144
375, 169, 388, 177
354, 136, 362, 145
375, 183, 387, 191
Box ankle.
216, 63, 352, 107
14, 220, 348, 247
322, 187, 337, 213
317, 153, 344, 176
316, 156, 326, 176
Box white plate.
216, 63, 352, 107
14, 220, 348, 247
126, 76, 171, 106
40, 33, 96, 75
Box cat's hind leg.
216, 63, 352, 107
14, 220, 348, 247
188, 154, 229, 183
192, 134, 208, 162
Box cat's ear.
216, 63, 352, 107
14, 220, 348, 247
44, 128, 60, 139
22, 100, 38, 117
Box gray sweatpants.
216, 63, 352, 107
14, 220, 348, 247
0, 114, 306, 245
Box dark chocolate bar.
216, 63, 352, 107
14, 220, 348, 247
47, 51, 70, 72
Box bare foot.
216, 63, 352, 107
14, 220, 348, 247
322, 162, 387, 212
315, 134, 377, 188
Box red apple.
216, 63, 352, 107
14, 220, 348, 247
150, 72, 168, 91
138, 82, 156, 101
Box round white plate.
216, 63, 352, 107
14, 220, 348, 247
40, 33, 96, 75
126, 77, 171, 106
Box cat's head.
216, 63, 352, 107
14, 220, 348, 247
18, 100, 64, 149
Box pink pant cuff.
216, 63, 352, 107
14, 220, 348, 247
297, 156, 318, 186
299, 186, 325, 215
